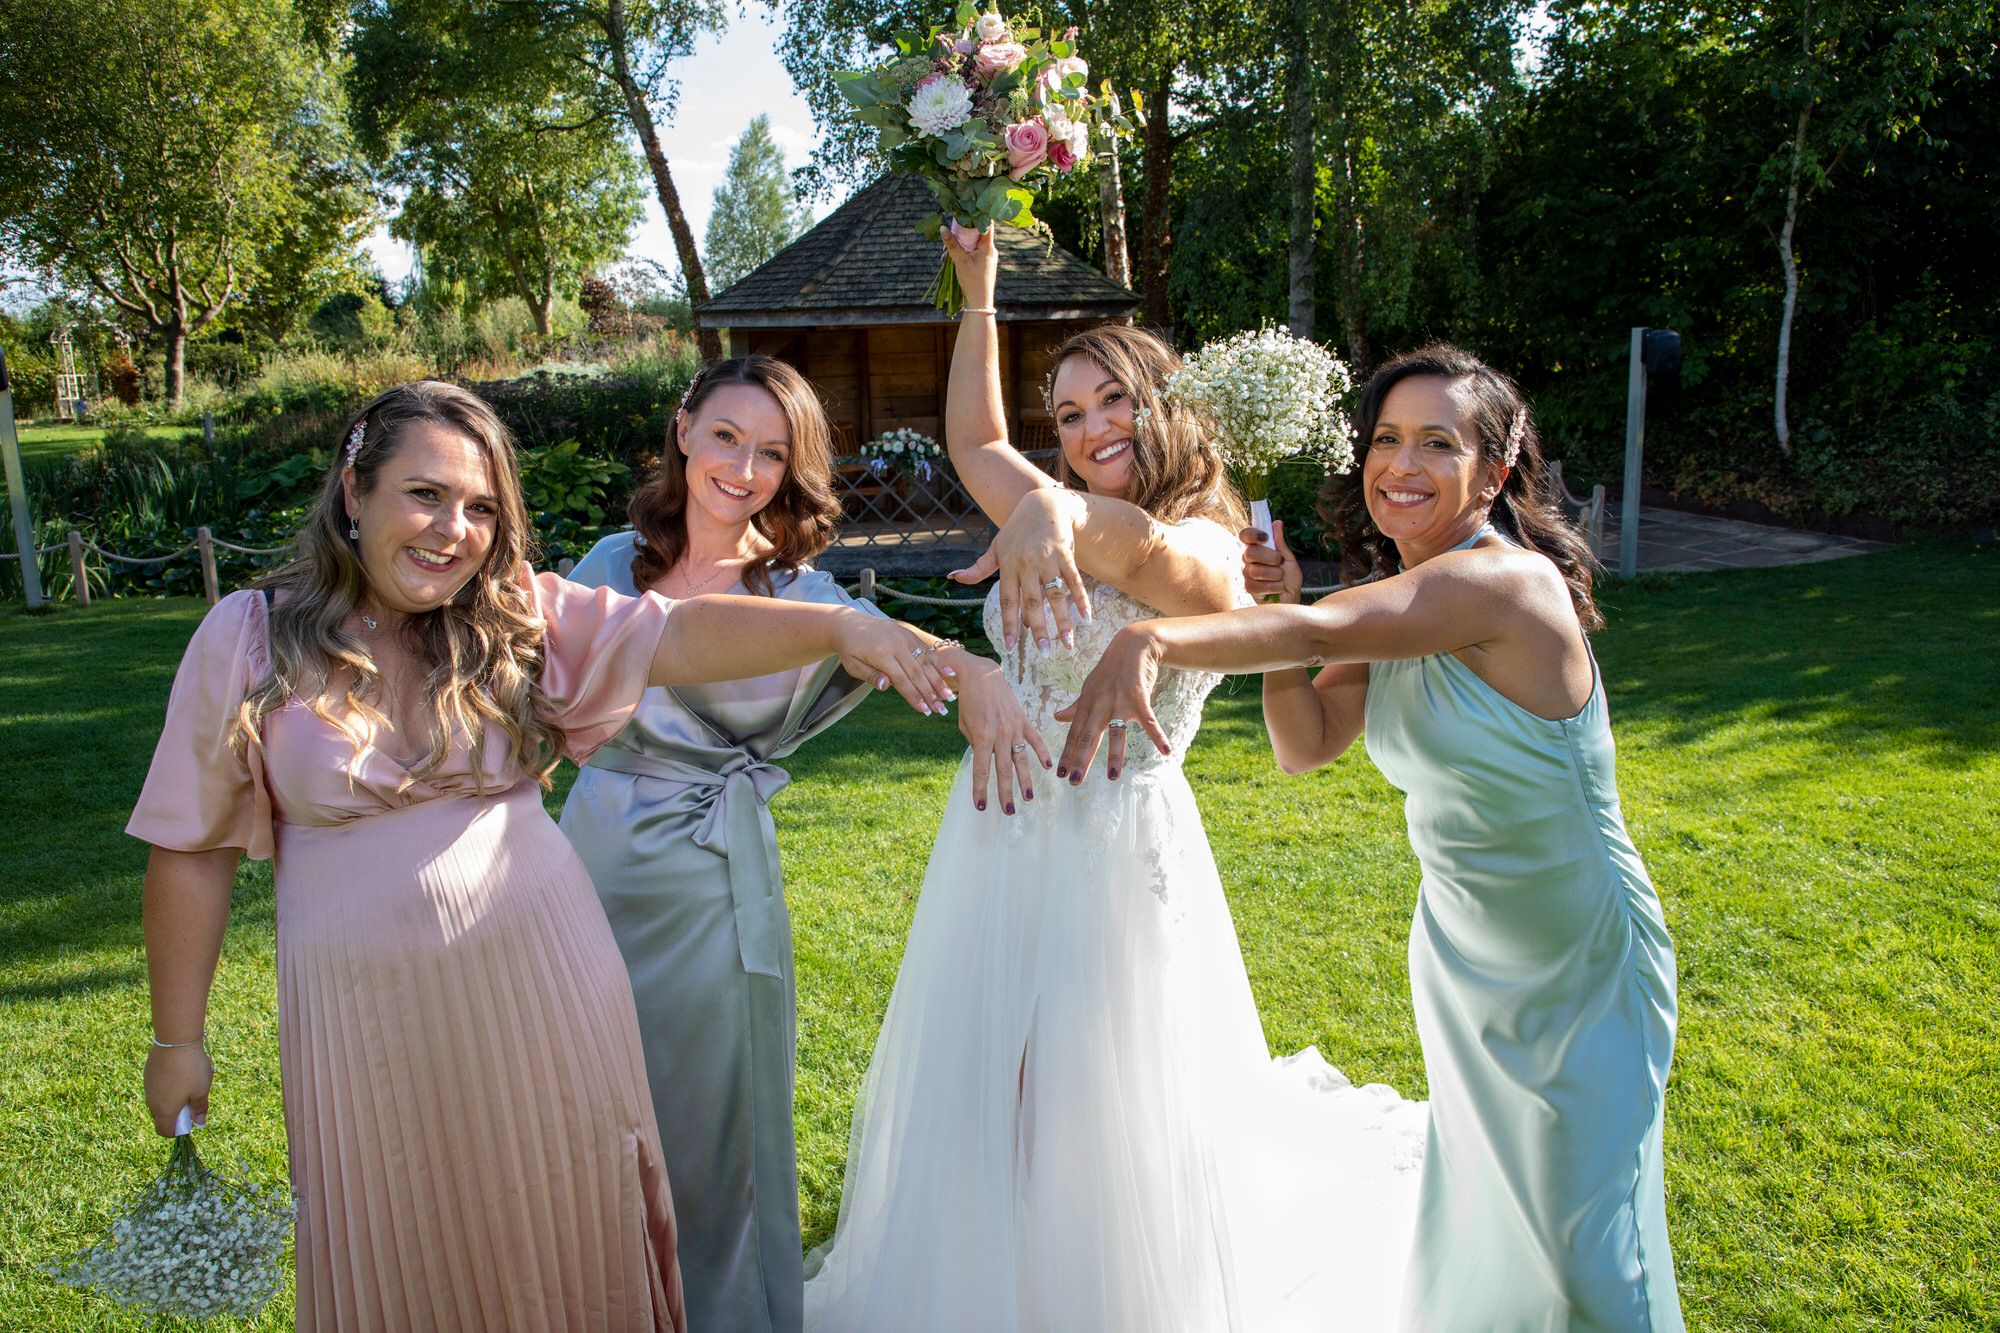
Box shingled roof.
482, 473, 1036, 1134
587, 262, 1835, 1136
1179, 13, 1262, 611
696, 174, 1138, 328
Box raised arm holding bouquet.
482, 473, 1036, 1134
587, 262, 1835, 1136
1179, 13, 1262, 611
836, 4, 1137, 312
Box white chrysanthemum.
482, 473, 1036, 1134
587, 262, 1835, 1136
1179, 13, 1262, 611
1163, 327, 1356, 486
908, 74, 975, 136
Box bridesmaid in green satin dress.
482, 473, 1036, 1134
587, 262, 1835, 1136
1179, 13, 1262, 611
1058, 344, 1683, 1331
558, 357, 1045, 1333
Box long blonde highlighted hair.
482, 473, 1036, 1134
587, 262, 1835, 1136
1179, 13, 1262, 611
1044, 325, 1246, 530
238, 381, 564, 790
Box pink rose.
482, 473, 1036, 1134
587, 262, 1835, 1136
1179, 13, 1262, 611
1005, 118, 1049, 179
1046, 136, 1078, 172
975, 41, 1027, 77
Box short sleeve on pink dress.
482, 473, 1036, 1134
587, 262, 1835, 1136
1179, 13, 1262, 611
530, 566, 676, 762
126, 589, 276, 860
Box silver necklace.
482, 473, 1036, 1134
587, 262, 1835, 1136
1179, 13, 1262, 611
674, 558, 737, 596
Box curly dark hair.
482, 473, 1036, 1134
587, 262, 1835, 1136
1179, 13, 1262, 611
627, 355, 841, 596
1319, 343, 1602, 631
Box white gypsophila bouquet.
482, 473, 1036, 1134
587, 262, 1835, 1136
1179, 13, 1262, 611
48, 1129, 292, 1319
861, 428, 945, 479
1163, 326, 1356, 533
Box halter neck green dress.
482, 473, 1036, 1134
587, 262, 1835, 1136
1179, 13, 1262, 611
1364, 530, 1683, 1331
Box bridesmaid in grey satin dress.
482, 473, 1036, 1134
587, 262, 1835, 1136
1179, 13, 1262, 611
560, 357, 1044, 1333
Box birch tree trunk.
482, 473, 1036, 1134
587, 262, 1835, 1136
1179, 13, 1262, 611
1098, 142, 1131, 289
1774, 102, 1810, 455
1286, 7, 1316, 338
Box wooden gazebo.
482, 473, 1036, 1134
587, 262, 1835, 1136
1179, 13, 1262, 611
696, 175, 1138, 454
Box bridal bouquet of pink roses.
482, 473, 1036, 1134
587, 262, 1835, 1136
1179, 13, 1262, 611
837, 4, 1139, 312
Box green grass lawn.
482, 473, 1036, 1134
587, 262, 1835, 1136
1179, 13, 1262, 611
1, 422, 203, 502
2, 544, 1996, 1329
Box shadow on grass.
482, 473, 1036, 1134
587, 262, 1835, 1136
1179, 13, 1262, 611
0, 963, 145, 1004
1596, 544, 2000, 770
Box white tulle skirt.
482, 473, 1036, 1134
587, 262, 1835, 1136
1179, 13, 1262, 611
804, 757, 1427, 1332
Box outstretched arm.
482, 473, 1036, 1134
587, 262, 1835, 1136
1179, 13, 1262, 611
652, 595, 958, 716
1054, 548, 1566, 778
1245, 521, 1367, 775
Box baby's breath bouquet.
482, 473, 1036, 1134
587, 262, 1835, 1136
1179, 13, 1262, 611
49, 1125, 292, 1320
1164, 327, 1355, 579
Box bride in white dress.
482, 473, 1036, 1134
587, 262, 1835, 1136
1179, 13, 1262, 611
802, 236, 1426, 1332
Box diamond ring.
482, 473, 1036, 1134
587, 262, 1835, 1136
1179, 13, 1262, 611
1042, 578, 1065, 591
1010, 741, 1031, 753
1106, 719, 1130, 730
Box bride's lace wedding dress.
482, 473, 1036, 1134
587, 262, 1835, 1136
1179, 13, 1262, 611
805, 524, 1427, 1332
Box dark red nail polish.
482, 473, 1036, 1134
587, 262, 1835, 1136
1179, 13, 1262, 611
975, 800, 986, 811
1108, 768, 1120, 780
1024, 789, 1035, 801
1056, 765, 1067, 778
1004, 803, 1015, 815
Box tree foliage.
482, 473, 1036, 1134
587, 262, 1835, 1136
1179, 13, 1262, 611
0, 0, 374, 404
704, 116, 814, 291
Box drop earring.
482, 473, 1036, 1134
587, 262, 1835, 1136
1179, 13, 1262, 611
348, 517, 359, 540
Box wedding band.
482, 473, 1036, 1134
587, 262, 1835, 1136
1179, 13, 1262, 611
1042, 578, 1065, 591
1010, 742, 1030, 753
910, 647, 927, 659
1107, 719, 1129, 730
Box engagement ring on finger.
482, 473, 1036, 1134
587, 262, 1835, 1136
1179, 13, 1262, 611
1010, 742, 1031, 753
1042, 578, 1065, 591
910, 647, 927, 659
1107, 719, 1129, 730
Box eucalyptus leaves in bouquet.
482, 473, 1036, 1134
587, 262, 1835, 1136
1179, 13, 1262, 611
836, 5, 1140, 312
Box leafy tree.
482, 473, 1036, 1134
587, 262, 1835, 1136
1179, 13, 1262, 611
0, 0, 374, 405
704, 116, 813, 290
358, 72, 643, 337
324, 0, 730, 360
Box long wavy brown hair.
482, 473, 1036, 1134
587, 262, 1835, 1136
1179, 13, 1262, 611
1043, 325, 1247, 530
1319, 343, 1603, 630
627, 356, 841, 595
238, 381, 565, 789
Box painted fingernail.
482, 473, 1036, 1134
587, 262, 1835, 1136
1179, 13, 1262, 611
943, 689, 956, 701
1004, 803, 1015, 815
1023, 788, 1035, 801
1062, 631, 1075, 650
876, 676, 889, 690
1070, 771, 1083, 785
1108, 767, 1120, 780
1056, 764, 1067, 778
976, 799, 986, 810
1037, 637, 1050, 653
1004, 634, 1016, 651
1044, 758, 1054, 770
943, 666, 958, 677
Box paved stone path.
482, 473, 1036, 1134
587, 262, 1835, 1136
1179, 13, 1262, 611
1598, 505, 1894, 573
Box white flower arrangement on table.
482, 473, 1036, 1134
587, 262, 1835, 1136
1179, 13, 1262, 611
836, 5, 1140, 312
48, 1124, 291, 1319
862, 427, 946, 481
1163, 326, 1356, 559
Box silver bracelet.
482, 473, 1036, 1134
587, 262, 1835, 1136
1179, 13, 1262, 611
959, 306, 997, 316
926, 638, 963, 655
151, 1031, 206, 1049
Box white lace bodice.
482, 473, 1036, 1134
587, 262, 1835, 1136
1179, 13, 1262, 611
983, 572, 1242, 776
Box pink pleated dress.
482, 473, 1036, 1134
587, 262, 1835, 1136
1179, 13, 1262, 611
127, 572, 687, 1333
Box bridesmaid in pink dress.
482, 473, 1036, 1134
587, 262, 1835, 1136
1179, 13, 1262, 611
128, 381, 957, 1332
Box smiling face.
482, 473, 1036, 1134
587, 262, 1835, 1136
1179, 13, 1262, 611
1361, 374, 1507, 561
1050, 354, 1137, 498
676, 381, 792, 531
341, 420, 499, 615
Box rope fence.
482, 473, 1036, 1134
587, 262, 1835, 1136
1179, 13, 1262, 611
13, 526, 1344, 613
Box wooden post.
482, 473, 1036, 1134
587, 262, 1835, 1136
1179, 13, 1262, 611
67, 530, 89, 607
197, 526, 220, 604
202, 412, 215, 448
859, 568, 877, 603
0, 347, 46, 609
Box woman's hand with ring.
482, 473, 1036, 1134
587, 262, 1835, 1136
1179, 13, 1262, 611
954, 657, 1052, 814
1052, 625, 1170, 781
950, 488, 1089, 653
834, 613, 958, 716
